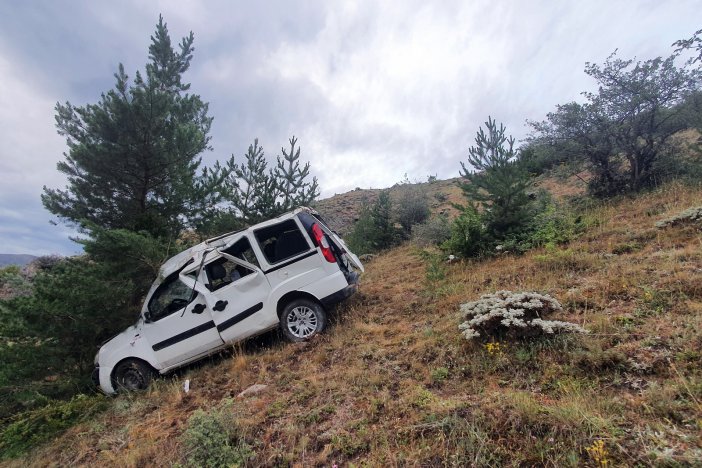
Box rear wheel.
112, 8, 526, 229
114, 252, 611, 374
113, 359, 154, 392
280, 299, 327, 342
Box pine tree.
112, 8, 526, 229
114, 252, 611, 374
42, 15, 214, 238
273, 136, 320, 212
223, 139, 280, 224
459, 117, 533, 237
347, 191, 397, 254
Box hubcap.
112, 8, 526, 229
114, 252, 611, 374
287, 306, 319, 338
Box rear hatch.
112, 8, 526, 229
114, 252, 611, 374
297, 211, 364, 273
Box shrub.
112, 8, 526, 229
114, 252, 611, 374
442, 205, 489, 257
431, 367, 450, 384
411, 215, 451, 247
458, 291, 587, 341
180, 399, 252, 467
434, 191, 448, 202
0, 394, 109, 459
395, 184, 430, 236
347, 191, 398, 254
518, 196, 582, 249
0, 266, 31, 297
655, 206, 702, 229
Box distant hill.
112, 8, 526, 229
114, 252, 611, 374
0, 254, 37, 268
313, 177, 466, 235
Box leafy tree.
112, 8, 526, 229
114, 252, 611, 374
530, 51, 701, 196
395, 182, 430, 236
459, 117, 534, 237
273, 136, 320, 212
42, 16, 216, 238
673, 28, 702, 65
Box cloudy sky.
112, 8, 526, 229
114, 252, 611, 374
0, 0, 699, 255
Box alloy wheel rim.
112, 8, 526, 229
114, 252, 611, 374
287, 306, 318, 338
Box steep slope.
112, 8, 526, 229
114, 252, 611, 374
11, 181, 701, 467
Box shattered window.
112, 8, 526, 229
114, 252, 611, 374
147, 275, 195, 321
254, 219, 311, 264
205, 257, 254, 291
221, 236, 261, 269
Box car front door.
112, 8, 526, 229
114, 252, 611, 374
140, 272, 224, 369
199, 236, 275, 344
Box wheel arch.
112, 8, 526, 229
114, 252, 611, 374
276, 291, 323, 318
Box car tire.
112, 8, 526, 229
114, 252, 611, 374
280, 299, 327, 342
113, 359, 154, 392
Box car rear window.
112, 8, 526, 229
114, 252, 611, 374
254, 219, 311, 264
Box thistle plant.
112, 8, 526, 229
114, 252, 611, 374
459, 290, 587, 341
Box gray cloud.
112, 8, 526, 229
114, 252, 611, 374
0, 0, 699, 254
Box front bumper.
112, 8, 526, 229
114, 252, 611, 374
91, 366, 100, 388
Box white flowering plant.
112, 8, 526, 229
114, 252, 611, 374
655, 206, 702, 229
458, 290, 587, 341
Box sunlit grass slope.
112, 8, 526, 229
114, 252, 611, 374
8, 181, 702, 467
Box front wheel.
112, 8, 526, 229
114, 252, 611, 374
280, 299, 327, 342
113, 359, 154, 392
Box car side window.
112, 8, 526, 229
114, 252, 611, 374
205, 257, 255, 291
221, 236, 261, 270
147, 275, 195, 321
254, 219, 311, 264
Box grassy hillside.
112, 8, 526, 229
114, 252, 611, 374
4, 181, 702, 467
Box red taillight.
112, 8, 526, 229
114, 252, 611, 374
312, 223, 336, 263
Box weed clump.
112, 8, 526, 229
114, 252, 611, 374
459, 290, 587, 341
180, 399, 252, 467
655, 206, 702, 229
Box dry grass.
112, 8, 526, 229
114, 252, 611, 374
6, 181, 702, 467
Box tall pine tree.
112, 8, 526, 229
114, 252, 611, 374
42, 15, 214, 238
274, 136, 320, 212
459, 117, 533, 238
224, 139, 280, 224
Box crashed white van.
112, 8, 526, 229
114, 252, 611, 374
93, 208, 363, 394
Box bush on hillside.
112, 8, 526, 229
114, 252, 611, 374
459, 291, 587, 341
411, 215, 451, 247
395, 184, 431, 236
347, 191, 398, 254
0, 394, 109, 460
442, 205, 489, 257
180, 399, 253, 467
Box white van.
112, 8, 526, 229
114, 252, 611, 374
93, 208, 363, 394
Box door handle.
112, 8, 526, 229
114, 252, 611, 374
213, 300, 228, 312
191, 303, 206, 314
